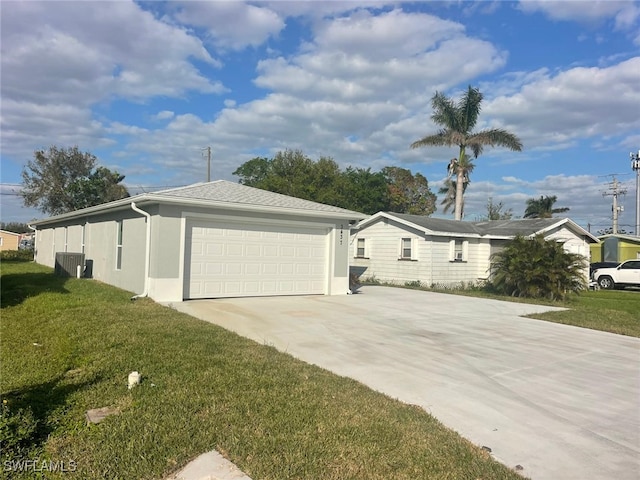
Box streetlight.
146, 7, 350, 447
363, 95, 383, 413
632, 150, 640, 236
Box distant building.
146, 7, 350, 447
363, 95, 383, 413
590, 234, 640, 263
0, 230, 21, 251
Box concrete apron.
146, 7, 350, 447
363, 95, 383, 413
171, 286, 640, 480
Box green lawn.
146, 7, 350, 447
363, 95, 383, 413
1, 261, 522, 480
525, 289, 640, 337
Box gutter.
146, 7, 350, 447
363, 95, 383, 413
130, 202, 151, 300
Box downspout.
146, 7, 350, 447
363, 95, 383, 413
27, 224, 36, 261
130, 202, 151, 300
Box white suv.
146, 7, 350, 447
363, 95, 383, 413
593, 260, 640, 290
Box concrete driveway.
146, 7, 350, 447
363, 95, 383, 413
173, 286, 640, 480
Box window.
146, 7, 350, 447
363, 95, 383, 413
81, 224, 86, 254
449, 239, 469, 262
356, 238, 366, 258
115, 220, 123, 270
0, 237, 3, 247
401, 238, 412, 259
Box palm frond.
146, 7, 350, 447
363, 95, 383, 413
459, 86, 483, 133
430, 92, 460, 131
468, 129, 524, 153
410, 130, 453, 149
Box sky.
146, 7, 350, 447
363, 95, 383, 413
1, 0, 639, 234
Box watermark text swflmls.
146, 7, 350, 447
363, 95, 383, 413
3, 459, 77, 473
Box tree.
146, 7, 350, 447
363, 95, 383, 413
437, 177, 469, 217
596, 227, 628, 235
233, 157, 271, 187
233, 150, 437, 216
0, 222, 30, 234
342, 167, 389, 215
523, 195, 569, 219
21, 146, 129, 216
382, 166, 436, 216
489, 234, 587, 300
484, 197, 513, 221
410, 86, 523, 220
67, 167, 129, 211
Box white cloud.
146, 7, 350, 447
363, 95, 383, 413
484, 57, 640, 150
0, 0, 224, 160
153, 111, 176, 121
518, 1, 634, 23
172, 1, 285, 50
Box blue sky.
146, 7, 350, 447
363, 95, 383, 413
1, 1, 639, 233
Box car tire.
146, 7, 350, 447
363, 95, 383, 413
598, 276, 615, 290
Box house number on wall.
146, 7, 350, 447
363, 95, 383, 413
339, 225, 344, 245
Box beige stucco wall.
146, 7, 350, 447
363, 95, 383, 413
0, 231, 20, 251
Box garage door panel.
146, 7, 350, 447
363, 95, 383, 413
206, 244, 223, 256
186, 220, 327, 299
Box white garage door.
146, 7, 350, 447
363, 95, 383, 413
185, 220, 328, 299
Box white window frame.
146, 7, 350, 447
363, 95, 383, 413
64, 226, 68, 252
401, 237, 412, 260
356, 238, 366, 258
115, 220, 123, 270
449, 239, 469, 262
0, 237, 3, 247
81, 223, 86, 254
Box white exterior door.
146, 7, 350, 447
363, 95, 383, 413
185, 220, 328, 299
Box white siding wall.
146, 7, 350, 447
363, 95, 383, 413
351, 219, 492, 286
351, 220, 427, 284
544, 226, 591, 282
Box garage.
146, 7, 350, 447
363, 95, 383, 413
185, 219, 329, 299
32, 180, 364, 303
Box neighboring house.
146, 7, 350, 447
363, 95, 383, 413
31, 181, 365, 302
350, 212, 598, 286
590, 234, 640, 263
0, 230, 21, 251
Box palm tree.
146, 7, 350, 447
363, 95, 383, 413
523, 195, 570, 218
438, 174, 471, 217
411, 86, 523, 220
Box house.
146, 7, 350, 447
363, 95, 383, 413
31, 181, 365, 302
0, 230, 21, 251
590, 234, 640, 263
350, 212, 598, 286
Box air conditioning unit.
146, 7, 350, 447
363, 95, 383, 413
455, 252, 463, 261
55, 252, 85, 277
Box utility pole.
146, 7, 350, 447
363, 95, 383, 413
602, 176, 627, 234
201, 146, 211, 182
632, 150, 640, 236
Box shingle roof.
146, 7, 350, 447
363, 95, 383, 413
362, 212, 592, 240
388, 213, 482, 235
153, 180, 363, 216
472, 218, 562, 236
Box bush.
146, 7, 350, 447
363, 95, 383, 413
0, 400, 39, 458
489, 234, 587, 300
0, 250, 34, 262
404, 280, 422, 288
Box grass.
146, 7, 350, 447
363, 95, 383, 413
526, 289, 640, 337
1, 261, 523, 480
